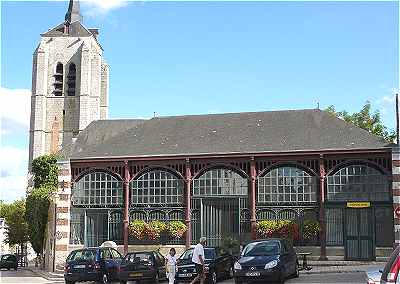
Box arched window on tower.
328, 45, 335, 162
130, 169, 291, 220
67, 63, 76, 96
53, 63, 63, 96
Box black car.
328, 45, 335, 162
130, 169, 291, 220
0, 254, 18, 270
64, 247, 123, 284
234, 239, 299, 284
175, 247, 234, 284
118, 251, 167, 284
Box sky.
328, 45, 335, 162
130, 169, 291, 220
0, 0, 399, 202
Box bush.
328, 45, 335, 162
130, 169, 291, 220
129, 220, 147, 240
167, 221, 187, 239
303, 220, 321, 240
257, 220, 299, 241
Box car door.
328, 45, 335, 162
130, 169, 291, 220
101, 248, 114, 278
110, 248, 123, 279
280, 241, 292, 277
155, 252, 166, 277
216, 249, 230, 276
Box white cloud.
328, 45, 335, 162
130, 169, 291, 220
0, 87, 31, 127
82, 0, 128, 15
0, 146, 28, 202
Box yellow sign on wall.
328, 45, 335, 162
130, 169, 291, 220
346, 202, 371, 208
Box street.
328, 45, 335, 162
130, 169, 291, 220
0, 268, 367, 284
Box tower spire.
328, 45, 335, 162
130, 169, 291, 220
65, 0, 83, 23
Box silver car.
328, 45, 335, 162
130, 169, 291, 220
366, 246, 400, 284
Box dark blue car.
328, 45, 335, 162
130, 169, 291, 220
233, 239, 299, 284
64, 247, 123, 284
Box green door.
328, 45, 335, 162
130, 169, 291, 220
345, 208, 374, 260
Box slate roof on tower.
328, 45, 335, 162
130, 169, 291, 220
59, 109, 392, 160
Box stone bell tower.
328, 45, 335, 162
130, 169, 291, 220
28, 0, 109, 168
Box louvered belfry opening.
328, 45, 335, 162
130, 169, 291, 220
67, 63, 76, 96
53, 63, 63, 96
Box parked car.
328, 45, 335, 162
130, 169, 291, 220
365, 245, 400, 284
118, 251, 167, 284
233, 238, 299, 284
0, 254, 18, 270
64, 247, 123, 284
175, 247, 234, 284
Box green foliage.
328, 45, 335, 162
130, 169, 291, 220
221, 236, 240, 254
147, 221, 168, 240
0, 200, 29, 246
128, 220, 187, 240
326, 102, 396, 142
302, 220, 321, 240
26, 187, 51, 255
25, 154, 59, 256
256, 220, 300, 241
167, 221, 187, 239
129, 220, 148, 240
31, 154, 58, 189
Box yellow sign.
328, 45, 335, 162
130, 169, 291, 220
346, 202, 371, 208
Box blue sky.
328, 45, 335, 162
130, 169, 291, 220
0, 0, 399, 202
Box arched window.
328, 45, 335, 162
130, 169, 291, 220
67, 63, 76, 96
72, 171, 123, 206
130, 170, 184, 205
326, 164, 390, 201
257, 166, 317, 203
192, 168, 248, 196
53, 62, 63, 96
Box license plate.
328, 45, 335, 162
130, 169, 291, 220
74, 265, 86, 269
245, 272, 260, 277
129, 272, 143, 277
179, 273, 192, 277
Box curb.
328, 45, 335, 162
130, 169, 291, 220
300, 269, 366, 275
23, 267, 64, 281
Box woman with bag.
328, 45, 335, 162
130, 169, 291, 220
165, 248, 177, 284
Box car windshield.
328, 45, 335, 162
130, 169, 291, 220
180, 248, 215, 260
67, 250, 96, 262
242, 241, 280, 257
126, 253, 152, 262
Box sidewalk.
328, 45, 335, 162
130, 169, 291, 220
300, 261, 385, 275
23, 266, 64, 281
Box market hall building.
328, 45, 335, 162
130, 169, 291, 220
26, 0, 400, 271
52, 109, 397, 266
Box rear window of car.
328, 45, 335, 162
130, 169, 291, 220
126, 253, 153, 262
382, 246, 400, 281
67, 250, 96, 262
1, 255, 16, 261
242, 241, 280, 257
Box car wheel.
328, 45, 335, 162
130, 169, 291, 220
65, 281, 75, 284
234, 278, 242, 284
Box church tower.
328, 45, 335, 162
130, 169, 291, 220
28, 0, 109, 168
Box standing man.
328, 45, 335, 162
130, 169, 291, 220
190, 237, 207, 284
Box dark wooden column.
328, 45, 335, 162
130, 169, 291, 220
185, 158, 192, 248
123, 161, 130, 255
250, 157, 257, 239
319, 154, 328, 260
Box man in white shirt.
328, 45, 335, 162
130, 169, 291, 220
190, 237, 207, 284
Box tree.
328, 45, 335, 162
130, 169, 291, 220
326, 101, 396, 142
25, 154, 58, 263
0, 200, 29, 246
